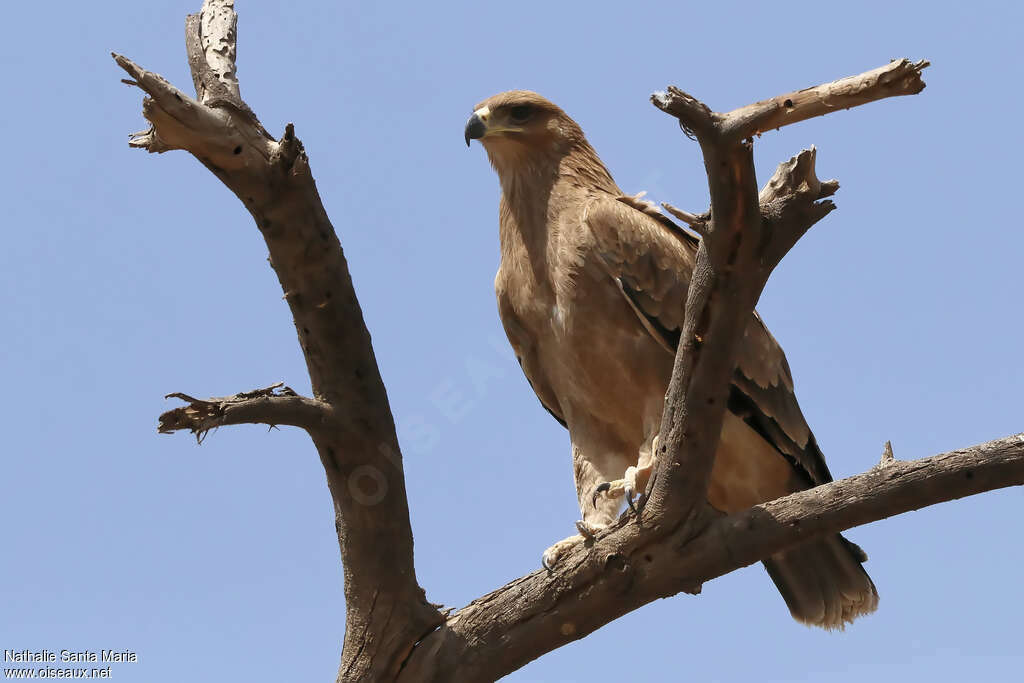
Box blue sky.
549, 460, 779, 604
2, 0, 1022, 680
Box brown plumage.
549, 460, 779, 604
465, 91, 878, 629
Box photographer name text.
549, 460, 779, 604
4, 650, 136, 664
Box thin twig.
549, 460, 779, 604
661, 202, 709, 236
158, 385, 330, 435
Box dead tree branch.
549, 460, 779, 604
660, 202, 709, 235
653, 58, 929, 143
158, 383, 331, 439
643, 111, 842, 531
639, 60, 928, 532
116, 6, 1020, 681
398, 433, 1024, 682
116, 2, 442, 680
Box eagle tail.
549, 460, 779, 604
762, 533, 878, 630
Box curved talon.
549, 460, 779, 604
592, 481, 611, 508
542, 553, 554, 572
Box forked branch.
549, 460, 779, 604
116, 2, 441, 680
642, 60, 927, 531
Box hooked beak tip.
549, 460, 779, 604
464, 112, 486, 147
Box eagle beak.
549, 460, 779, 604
464, 106, 490, 146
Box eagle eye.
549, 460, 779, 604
508, 105, 533, 124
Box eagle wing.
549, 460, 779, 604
497, 291, 569, 428
582, 194, 832, 487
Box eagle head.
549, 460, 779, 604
464, 91, 586, 170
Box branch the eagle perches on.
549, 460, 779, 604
116, 2, 1024, 681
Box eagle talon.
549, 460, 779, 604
541, 553, 555, 572
592, 481, 611, 507
625, 484, 637, 514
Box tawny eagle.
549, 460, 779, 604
465, 90, 877, 629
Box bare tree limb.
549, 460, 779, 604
652, 58, 930, 143
691, 433, 1024, 575
158, 383, 332, 438
116, 4, 442, 679
399, 433, 1024, 682
642, 141, 837, 532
